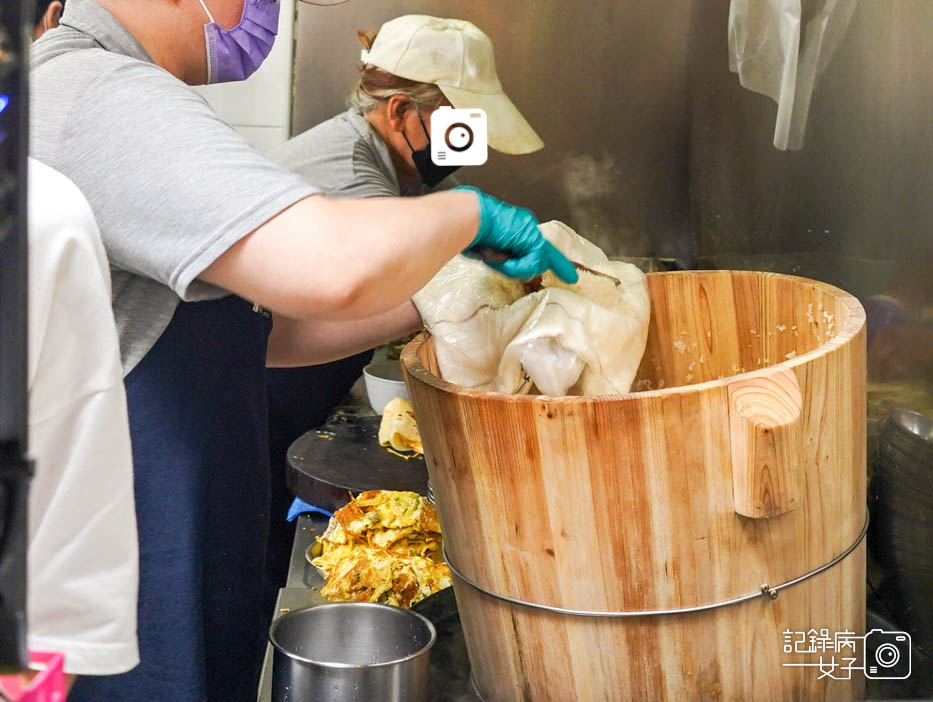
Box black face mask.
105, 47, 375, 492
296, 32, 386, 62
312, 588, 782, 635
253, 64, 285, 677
403, 113, 461, 188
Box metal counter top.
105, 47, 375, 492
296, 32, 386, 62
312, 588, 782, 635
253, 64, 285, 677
257, 514, 478, 702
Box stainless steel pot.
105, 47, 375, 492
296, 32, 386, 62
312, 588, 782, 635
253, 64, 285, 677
269, 602, 436, 702
872, 408, 933, 655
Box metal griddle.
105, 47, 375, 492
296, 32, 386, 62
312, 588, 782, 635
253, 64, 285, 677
285, 409, 429, 513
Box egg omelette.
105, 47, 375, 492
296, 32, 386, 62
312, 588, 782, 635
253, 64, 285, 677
312, 490, 451, 607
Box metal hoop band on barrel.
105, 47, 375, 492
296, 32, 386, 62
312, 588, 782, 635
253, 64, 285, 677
443, 511, 868, 618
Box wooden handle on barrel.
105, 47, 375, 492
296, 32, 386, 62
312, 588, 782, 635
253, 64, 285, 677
728, 367, 803, 519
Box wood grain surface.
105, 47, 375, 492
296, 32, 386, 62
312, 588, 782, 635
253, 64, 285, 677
402, 271, 867, 702
728, 367, 802, 518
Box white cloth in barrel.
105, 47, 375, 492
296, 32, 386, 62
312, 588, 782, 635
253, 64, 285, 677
413, 221, 651, 396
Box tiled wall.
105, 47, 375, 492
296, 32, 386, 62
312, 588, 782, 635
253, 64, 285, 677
192, 0, 296, 155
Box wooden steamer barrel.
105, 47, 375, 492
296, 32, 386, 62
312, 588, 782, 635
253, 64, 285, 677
401, 271, 866, 702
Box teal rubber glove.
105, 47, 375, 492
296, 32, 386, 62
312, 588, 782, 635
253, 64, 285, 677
457, 186, 579, 284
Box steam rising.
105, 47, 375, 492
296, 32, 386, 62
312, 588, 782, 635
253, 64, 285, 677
559, 152, 647, 256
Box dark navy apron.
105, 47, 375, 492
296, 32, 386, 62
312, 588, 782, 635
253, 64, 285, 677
262, 352, 372, 615
71, 295, 273, 702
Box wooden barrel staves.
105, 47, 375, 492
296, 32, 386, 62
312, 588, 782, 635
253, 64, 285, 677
401, 271, 866, 702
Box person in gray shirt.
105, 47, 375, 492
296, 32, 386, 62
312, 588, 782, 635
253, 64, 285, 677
270, 19, 544, 199
263, 16, 545, 607
29, 2, 570, 700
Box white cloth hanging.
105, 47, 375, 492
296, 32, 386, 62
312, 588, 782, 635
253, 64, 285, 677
728, 0, 857, 150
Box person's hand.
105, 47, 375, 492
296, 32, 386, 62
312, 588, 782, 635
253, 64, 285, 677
457, 186, 578, 283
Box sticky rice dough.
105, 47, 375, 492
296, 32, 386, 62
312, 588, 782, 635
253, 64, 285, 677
538, 268, 622, 310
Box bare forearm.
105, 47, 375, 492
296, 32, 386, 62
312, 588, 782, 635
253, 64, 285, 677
266, 301, 422, 367
201, 191, 477, 321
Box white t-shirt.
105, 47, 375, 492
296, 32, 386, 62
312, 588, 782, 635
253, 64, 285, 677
25, 159, 139, 675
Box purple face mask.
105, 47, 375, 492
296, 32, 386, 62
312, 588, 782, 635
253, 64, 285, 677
198, 0, 280, 84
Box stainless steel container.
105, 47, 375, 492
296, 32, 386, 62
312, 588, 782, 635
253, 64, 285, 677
872, 409, 933, 655
269, 602, 436, 702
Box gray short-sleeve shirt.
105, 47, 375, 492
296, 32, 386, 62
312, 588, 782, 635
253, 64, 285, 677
30, 0, 319, 374
268, 108, 457, 200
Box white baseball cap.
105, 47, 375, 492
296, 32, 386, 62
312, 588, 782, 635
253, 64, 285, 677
360, 15, 544, 155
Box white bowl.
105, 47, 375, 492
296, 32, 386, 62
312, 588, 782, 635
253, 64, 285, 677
362, 361, 408, 414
